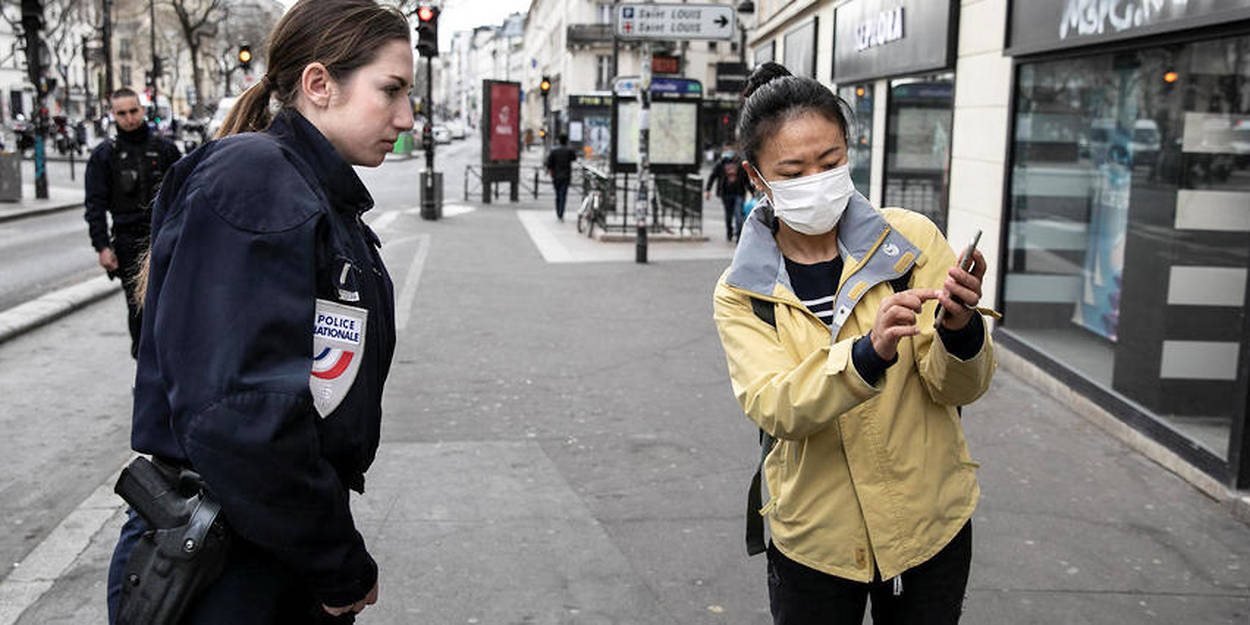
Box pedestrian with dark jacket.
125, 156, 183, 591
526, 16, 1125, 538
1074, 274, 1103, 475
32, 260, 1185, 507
706, 144, 750, 241
106, 1, 412, 622
545, 133, 577, 220
713, 62, 997, 625
83, 87, 181, 359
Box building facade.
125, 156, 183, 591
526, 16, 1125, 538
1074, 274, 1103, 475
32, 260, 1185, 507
519, 0, 747, 160
746, 0, 1250, 492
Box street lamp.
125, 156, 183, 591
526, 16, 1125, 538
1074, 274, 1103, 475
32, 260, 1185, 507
736, 0, 755, 68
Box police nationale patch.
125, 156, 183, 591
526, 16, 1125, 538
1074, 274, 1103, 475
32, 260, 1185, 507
310, 299, 368, 418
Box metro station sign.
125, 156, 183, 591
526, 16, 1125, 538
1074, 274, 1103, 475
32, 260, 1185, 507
616, 3, 736, 40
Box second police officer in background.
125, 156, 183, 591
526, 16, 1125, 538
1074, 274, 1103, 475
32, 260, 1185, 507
105, 0, 413, 622
84, 87, 182, 359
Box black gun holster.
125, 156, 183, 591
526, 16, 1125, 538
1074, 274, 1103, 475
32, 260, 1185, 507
114, 457, 233, 625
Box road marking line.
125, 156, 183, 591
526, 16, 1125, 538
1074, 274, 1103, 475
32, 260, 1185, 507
395, 233, 431, 332
367, 210, 402, 232
515, 210, 573, 263
0, 461, 129, 625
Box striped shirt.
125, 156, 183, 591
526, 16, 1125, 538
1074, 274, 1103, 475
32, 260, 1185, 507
784, 256, 845, 326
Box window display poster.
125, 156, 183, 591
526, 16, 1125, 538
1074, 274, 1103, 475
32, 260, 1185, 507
585, 116, 610, 158
489, 82, 520, 162
569, 121, 584, 143
1073, 124, 1131, 341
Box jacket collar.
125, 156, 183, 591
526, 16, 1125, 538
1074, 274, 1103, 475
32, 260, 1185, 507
267, 108, 374, 214
725, 191, 920, 300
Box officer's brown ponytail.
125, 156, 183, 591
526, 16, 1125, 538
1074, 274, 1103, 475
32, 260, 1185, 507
216, 0, 410, 138
138, 0, 410, 311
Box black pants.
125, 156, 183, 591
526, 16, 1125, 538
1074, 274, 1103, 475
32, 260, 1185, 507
552, 178, 570, 220
112, 227, 148, 359
767, 521, 972, 625
722, 193, 744, 240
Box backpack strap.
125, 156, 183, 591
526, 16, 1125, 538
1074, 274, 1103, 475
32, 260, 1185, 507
746, 429, 776, 556
746, 295, 777, 555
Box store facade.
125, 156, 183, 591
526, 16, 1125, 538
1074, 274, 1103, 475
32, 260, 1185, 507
831, 0, 959, 232
741, 0, 1250, 492
996, 0, 1250, 489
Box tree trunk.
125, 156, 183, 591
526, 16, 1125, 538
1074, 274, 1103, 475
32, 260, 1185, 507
189, 42, 202, 117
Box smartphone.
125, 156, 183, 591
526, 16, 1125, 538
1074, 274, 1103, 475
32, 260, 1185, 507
935, 229, 982, 328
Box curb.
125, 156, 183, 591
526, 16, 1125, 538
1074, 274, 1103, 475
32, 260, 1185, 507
0, 201, 83, 224
0, 275, 119, 344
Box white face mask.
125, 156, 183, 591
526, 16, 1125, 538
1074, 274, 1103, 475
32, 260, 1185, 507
753, 164, 855, 235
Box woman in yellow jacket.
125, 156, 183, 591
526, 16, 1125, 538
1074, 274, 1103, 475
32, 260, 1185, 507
713, 63, 996, 624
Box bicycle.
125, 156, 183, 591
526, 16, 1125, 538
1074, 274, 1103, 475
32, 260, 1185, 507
576, 186, 604, 237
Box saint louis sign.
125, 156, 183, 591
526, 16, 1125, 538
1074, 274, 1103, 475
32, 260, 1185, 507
616, 3, 736, 40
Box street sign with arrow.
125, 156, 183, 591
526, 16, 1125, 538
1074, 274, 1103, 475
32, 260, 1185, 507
615, 3, 736, 40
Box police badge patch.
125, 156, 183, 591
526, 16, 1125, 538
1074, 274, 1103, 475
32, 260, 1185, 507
310, 299, 368, 418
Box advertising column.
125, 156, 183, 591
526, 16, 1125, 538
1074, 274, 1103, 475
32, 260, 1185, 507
481, 80, 522, 203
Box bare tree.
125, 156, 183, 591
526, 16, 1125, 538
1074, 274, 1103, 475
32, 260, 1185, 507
1, 0, 94, 114
164, 0, 225, 117
208, 0, 277, 101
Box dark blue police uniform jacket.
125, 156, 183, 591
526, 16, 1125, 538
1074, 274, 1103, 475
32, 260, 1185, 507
130, 108, 396, 606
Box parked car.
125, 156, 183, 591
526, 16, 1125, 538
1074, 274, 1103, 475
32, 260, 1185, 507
446, 121, 466, 140
431, 125, 451, 144
206, 96, 238, 139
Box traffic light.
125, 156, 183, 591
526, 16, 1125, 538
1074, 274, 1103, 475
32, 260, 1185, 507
540, 76, 551, 94
416, 5, 439, 57
238, 44, 252, 71
144, 70, 153, 87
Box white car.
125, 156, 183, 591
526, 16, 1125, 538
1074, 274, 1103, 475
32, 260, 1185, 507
206, 96, 238, 139
431, 125, 451, 144
446, 122, 466, 140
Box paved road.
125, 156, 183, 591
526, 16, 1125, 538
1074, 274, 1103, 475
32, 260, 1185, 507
0, 209, 102, 312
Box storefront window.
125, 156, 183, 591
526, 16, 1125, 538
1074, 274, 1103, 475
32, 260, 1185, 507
884, 74, 954, 232
838, 83, 874, 195
1006, 35, 1250, 460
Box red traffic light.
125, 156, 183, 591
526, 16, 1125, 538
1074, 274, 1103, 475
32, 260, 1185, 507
417, 5, 435, 21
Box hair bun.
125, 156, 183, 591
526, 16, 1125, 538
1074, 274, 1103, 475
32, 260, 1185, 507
743, 62, 793, 99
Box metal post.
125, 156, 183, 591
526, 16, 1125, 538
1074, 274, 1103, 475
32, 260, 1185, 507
635, 42, 651, 264
82, 35, 91, 118
421, 54, 437, 219
22, 2, 48, 199
610, 0, 619, 78
103, 0, 113, 97
148, 0, 157, 121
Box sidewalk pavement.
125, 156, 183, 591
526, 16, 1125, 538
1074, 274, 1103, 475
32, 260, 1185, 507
2, 185, 1248, 624
0, 185, 84, 223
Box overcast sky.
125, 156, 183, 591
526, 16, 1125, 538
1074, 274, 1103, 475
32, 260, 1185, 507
277, 0, 531, 49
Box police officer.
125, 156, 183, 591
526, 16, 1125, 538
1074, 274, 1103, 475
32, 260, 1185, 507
84, 87, 181, 359
105, 1, 412, 623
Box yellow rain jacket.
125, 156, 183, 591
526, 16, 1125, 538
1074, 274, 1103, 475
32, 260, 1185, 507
713, 193, 996, 582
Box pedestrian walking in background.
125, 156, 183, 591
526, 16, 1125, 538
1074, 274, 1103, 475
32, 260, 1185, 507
706, 143, 750, 241
106, 1, 411, 622
545, 132, 577, 221
712, 62, 997, 625
83, 87, 181, 359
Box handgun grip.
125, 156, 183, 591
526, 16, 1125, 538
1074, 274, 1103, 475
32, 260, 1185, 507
114, 457, 193, 529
